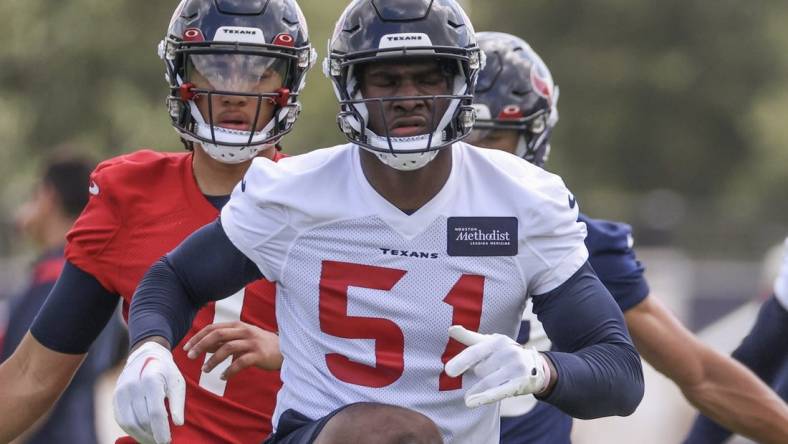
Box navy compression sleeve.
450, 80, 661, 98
729, 296, 788, 387
129, 219, 262, 348
29, 261, 120, 354
532, 262, 644, 418
684, 295, 788, 444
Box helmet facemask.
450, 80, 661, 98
326, 45, 482, 171
161, 22, 315, 164
183, 52, 292, 162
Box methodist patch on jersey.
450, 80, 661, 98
447, 217, 518, 256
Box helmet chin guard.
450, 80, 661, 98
180, 98, 292, 164
370, 150, 441, 171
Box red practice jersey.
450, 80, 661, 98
66, 150, 282, 443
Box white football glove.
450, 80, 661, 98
444, 325, 551, 408
113, 341, 186, 444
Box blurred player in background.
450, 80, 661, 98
0, 156, 127, 444
466, 31, 788, 444
114, 1, 644, 443
685, 237, 788, 443
0, 0, 315, 442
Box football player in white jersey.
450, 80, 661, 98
468, 31, 788, 444
113, 1, 645, 443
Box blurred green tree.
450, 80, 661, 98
0, 0, 785, 256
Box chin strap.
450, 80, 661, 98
370, 149, 441, 171
515, 135, 528, 158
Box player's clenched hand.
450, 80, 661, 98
113, 341, 185, 444
183, 321, 282, 380
444, 325, 551, 408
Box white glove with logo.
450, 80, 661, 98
113, 341, 186, 444
444, 325, 551, 408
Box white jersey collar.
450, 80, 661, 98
351, 144, 462, 241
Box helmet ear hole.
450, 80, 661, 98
183, 28, 205, 42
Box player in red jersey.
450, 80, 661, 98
0, 1, 315, 442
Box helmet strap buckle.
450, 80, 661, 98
179, 83, 197, 101
269, 88, 291, 108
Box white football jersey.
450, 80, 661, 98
775, 237, 788, 310
221, 143, 588, 443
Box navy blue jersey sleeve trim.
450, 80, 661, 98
581, 214, 650, 312
684, 295, 788, 444
129, 219, 262, 348
532, 262, 644, 418
29, 261, 120, 354
611, 276, 650, 312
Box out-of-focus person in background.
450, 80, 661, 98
0, 0, 314, 442
0, 155, 127, 444
466, 31, 788, 444
685, 237, 788, 444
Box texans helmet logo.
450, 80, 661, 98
530, 65, 554, 104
